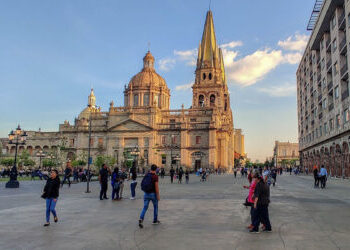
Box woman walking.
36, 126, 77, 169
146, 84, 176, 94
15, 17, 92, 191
42, 169, 60, 227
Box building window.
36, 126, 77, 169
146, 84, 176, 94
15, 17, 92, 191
98, 138, 103, 147
319, 125, 322, 136
336, 114, 341, 128
322, 99, 327, 110
210, 94, 215, 107
190, 118, 197, 122
203, 73, 206, 80
321, 58, 325, 69
331, 15, 336, 29
332, 39, 337, 51
324, 122, 327, 134
144, 137, 149, 147
198, 95, 204, 107
70, 139, 75, 147
162, 155, 166, 164
334, 61, 338, 75
115, 138, 119, 147
143, 93, 149, 106
196, 136, 201, 144
322, 78, 326, 88
344, 109, 350, 123
171, 135, 176, 144
162, 135, 166, 145
335, 86, 339, 98
124, 95, 129, 107
90, 138, 94, 147
133, 94, 139, 106
208, 73, 212, 80
158, 95, 161, 108
329, 119, 334, 131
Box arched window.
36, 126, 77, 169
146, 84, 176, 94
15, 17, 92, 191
133, 94, 139, 106
210, 94, 215, 106
202, 73, 206, 80
198, 95, 204, 107
143, 93, 149, 106
209, 73, 212, 80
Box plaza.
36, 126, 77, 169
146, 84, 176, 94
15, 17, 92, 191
0, 174, 349, 250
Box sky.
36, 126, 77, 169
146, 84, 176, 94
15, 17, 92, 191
0, 0, 316, 161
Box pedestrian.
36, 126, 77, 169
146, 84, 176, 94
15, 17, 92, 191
313, 165, 319, 188
42, 169, 60, 227
111, 167, 120, 200
185, 169, 189, 184
170, 166, 175, 184
99, 164, 109, 200
160, 167, 165, 179
119, 168, 127, 199
271, 168, 277, 187
129, 161, 138, 200
250, 175, 272, 233
61, 162, 72, 188
139, 165, 160, 228
178, 167, 184, 184
243, 171, 258, 230
319, 165, 328, 189
234, 168, 237, 178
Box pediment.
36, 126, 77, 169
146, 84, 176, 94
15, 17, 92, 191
109, 119, 152, 131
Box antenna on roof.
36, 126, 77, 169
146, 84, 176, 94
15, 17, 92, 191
147, 42, 151, 52
209, 0, 211, 10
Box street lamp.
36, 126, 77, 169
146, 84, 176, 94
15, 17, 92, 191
130, 146, 140, 166
6, 125, 27, 188
36, 150, 46, 169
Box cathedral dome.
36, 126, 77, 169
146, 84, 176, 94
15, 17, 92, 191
128, 51, 168, 89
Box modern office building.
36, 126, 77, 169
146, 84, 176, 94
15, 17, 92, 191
297, 0, 350, 177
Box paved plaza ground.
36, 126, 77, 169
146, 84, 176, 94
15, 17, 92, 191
0, 174, 350, 250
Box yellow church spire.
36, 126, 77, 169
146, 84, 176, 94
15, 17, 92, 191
88, 88, 96, 108
199, 10, 219, 67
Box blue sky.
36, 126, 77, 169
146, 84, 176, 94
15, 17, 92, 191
0, 0, 315, 161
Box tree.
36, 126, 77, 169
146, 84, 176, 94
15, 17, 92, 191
0, 158, 14, 167
42, 159, 56, 168
93, 155, 116, 170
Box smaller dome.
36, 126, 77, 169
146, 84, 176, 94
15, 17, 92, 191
143, 51, 154, 62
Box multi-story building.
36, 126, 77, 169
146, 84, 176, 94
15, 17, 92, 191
297, 0, 350, 177
234, 129, 245, 158
2, 10, 238, 172
273, 141, 299, 167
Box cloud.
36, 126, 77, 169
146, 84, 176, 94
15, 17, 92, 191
257, 83, 296, 97
175, 82, 194, 91
158, 58, 176, 71
283, 52, 302, 64
278, 34, 309, 52
220, 41, 243, 49
174, 49, 197, 66
224, 49, 284, 86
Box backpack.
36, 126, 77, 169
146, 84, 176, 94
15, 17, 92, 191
141, 173, 153, 193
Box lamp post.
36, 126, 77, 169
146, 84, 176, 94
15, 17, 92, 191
86, 113, 92, 193
130, 146, 140, 166
6, 125, 27, 188
36, 150, 46, 169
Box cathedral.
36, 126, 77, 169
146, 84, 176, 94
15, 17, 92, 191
3, 10, 242, 171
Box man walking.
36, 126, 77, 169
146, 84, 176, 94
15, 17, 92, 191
139, 165, 160, 228
319, 165, 328, 189
99, 164, 109, 200
61, 162, 72, 188
313, 165, 319, 188
169, 166, 175, 184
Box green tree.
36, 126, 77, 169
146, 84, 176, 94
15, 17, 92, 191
1, 158, 15, 166
42, 159, 56, 168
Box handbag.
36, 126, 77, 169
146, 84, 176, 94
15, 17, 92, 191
41, 192, 48, 199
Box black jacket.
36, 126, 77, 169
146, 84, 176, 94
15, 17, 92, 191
43, 177, 61, 199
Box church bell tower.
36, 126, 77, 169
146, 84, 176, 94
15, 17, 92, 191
192, 10, 231, 113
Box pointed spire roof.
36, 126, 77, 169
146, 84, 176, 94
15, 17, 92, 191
88, 88, 96, 107
199, 10, 219, 67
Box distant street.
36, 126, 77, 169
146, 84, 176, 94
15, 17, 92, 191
0, 174, 349, 250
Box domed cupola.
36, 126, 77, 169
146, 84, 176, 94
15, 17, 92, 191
124, 51, 170, 109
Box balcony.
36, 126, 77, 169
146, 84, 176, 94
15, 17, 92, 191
341, 63, 348, 80
338, 12, 345, 30
342, 90, 349, 101
328, 103, 334, 111
327, 81, 333, 91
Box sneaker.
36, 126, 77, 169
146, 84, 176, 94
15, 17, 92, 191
130, 197, 135, 200
249, 229, 259, 234
152, 220, 160, 225
262, 228, 272, 233
43, 222, 50, 227
138, 219, 143, 229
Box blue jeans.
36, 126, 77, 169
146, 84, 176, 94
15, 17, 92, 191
140, 193, 158, 221
46, 198, 57, 222
130, 181, 137, 198
111, 183, 120, 200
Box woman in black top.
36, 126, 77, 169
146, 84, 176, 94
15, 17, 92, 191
42, 169, 60, 226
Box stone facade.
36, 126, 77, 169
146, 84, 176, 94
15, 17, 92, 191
2, 10, 237, 172
273, 141, 299, 167
297, 0, 350, 177
234, 129, 245, 158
